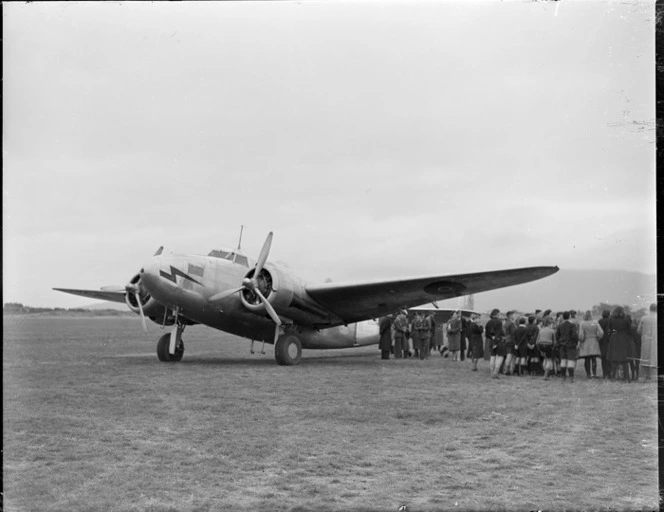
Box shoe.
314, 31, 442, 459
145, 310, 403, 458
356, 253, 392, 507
472, 368, 478, 372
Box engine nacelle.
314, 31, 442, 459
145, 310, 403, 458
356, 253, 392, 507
125, 273, 173, 325
239, 264, 295, 317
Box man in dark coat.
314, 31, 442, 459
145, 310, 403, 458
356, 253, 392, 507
379, 315, 393, 360
598, 310, 611, 379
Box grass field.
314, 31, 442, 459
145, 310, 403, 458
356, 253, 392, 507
3, 316, 660, 511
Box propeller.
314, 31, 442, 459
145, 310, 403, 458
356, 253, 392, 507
209, 232, 281, 340
125, 281, 148, 332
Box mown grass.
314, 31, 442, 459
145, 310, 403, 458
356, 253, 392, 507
3, 316, 659, 511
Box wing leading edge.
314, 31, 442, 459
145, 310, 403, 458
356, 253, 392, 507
305, 266, 559, 324
53, 288, 127, 304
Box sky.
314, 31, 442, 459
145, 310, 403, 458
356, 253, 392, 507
3, 0, 656, 308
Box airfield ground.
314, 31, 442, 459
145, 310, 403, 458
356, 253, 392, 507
3, 316, 659, 511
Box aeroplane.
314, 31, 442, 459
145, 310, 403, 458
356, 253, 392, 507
54, 231, 559, 365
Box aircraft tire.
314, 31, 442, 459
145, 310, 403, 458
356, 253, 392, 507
157, 333, 184, 362
274, 334, 302, 366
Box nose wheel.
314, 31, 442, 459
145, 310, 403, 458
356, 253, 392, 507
157, 320, 185, 362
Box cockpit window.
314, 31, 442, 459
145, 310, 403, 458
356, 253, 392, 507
234, 254, 249, 267
208, 249, 249, 267
208, 249, 232, 260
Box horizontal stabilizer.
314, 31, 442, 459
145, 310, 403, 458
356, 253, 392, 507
53, 287, 127, 304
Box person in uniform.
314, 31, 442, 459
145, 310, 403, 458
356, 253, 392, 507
503, 311, 517, 375
485, 308, 505, 379
379, 314, 393, 360
468, 313, 484, 371
411, 312, 422, 359
637, 303, 658, 380
393, 309, 408, 359
555, 311, 579, 382
420, 312, 432, 360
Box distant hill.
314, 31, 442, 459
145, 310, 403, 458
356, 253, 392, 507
3, 302, 133, 317
467, 268, 656, 313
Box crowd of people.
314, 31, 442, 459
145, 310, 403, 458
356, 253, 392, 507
378, 304, 658, 383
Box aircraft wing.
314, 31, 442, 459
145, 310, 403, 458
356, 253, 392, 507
305, 266, 558, 324
53, 288, 127, 304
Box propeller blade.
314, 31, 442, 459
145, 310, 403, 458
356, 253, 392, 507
255, 288, 281, 326
135, 291, 148, 332
273, 323, 280, 345
209, 286, 244, 302
254, 231, 273, 277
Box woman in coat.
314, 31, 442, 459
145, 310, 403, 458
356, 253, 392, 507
607, 306, 633, 382
578, 310, 603, 378
447, 311, 462, 361
468, 313, 484, 372
485, 308, 505, 379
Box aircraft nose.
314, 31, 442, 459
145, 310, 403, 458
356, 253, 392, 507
140, 256, 161, 291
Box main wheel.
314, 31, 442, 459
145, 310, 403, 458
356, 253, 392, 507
157, 333, 184, 362
274, 334, 302, 366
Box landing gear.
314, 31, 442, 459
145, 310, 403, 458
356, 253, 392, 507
157, 333, 184, 361
274, 334, 302, 366
157, 314, 185, 362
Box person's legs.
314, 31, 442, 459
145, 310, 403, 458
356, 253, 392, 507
492, 356, 504, 378
584, 357, 592, 378
504, 353, 513, 375
567, 359, 575, 382
394, 337, 403, 359
622, 362, 631, 382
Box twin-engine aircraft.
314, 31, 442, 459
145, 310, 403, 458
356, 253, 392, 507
55, 232, 559, 365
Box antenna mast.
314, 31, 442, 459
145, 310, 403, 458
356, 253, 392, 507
237, 225, 244, 251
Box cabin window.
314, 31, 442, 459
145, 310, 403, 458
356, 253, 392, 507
234, 254, 249, 267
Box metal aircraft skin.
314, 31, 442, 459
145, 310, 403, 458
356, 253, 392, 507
54, 232, 559, 365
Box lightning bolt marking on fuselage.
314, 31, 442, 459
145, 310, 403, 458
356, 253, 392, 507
159, 265, 202, 286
